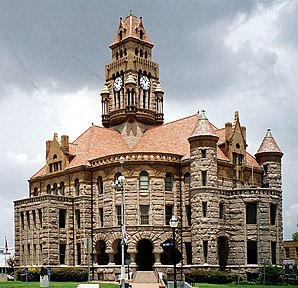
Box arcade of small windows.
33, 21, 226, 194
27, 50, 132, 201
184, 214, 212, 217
135, 47, 148, 59
49, 154, 62, 173
115, 48, 127, 60
46, 182, 65, 195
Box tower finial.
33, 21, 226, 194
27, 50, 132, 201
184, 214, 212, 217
127, 10, 134, 17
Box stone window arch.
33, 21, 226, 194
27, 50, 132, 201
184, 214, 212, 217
139, 171, 149, 190
165, 172, 173, 191
74, 178, 80, 196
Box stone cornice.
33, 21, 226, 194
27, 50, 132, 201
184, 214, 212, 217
89, 152, 182, 168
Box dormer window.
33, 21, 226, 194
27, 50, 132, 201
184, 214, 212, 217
119, 30, 122, 40
140, 30, 143, 39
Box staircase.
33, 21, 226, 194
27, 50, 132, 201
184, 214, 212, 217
133, 271, 159, 285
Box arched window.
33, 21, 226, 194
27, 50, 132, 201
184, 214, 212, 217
116, 51, 119, 60
75, 178, 80, 196
145, 51, 148, 59
139, 171, 149, 190
60, 181, 65, 195
119, 30, 122, 40
53, 183, 58, 195
124, 48, 127, 56
114, 172, 122, 182
165, 172, 173, 191
120, 49, 123, 58
140, 30, 143, 39
140, 49, 143, 57
135, 47, 138, 56
33, 187, 38, 196
184, 172, 190, 185
46, 184, 51, 194
97, 176, 103, 194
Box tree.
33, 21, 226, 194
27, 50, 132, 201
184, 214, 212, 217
6, 255, 15, 270
292, 222, 298, 240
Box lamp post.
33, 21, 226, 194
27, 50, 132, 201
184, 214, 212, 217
114, 156, 126, 288
169, 215, 178, 288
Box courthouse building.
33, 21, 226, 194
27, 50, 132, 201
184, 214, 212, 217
14, 13, 284, 280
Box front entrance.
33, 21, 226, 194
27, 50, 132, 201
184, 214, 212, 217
218, 236, 229, 270
136, 239, 155, 271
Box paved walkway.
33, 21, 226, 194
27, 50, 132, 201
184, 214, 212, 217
131, 284, 162, 288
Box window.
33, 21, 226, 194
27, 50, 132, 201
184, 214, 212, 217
271, 242, 276, 265
246, 203, 257, 224
203, 240, 208, 263
39, 244, 42, 264
185, 242, 192, 264
77, 243, 81, 265
116, 206, 121, 226
28, 244, 31, 262
21, 212, 24, 229
184, 172, 190, 186
296, 247, 298, 258
165, 205, 173, 225
140, 205, 149, 225
75, 178, 80, 196
165, 172, 173, 191
202, 202, 207, 217
263, 164, 268, 173
53, 183, 58, 195
26, 211, 30, 228
59, 209, 66, 228
32, 210, 36, 227
247, 241, 258, 264
99, 208, 104, 227
285, 247, 290, 258
38, 209, 42, 226
97, 176, 103, 194
186, 205, 191, 226
33, 187, 38, 196
219, 202, 225, 219
201, 149, 206, 158
202, 171, 207, 186
60, 244, 66, 265
139, 171, 149, 190
60, 182, 65, 195
75, 210, 81, 229
47, 184, 51, 194
270, 204, 277, 225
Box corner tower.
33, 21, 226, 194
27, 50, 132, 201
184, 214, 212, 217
101, 12, 164, 146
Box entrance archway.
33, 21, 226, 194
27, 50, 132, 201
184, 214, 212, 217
95, 240, 109, 265
218, 236, 229, 270
136, 239, 155, 271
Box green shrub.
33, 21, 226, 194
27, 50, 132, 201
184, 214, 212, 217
258, 265, 283, 285
15, 267, 88, 282
186, 269, 240, 284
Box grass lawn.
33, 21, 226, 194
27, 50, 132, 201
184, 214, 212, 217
0, 282, 118, 288
195, 284, 296, 288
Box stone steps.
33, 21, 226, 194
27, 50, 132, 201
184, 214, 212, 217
133, 271, 158, 283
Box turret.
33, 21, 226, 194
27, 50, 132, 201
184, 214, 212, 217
255, 129, 283, 189
188, 110, 219, 188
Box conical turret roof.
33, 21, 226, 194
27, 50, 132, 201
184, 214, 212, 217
255, 129, 283, 156
189, 110, 219, 141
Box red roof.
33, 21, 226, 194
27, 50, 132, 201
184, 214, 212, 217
110, 14, 153, 47
256, 129, 283, 155
32, 114, 264, 178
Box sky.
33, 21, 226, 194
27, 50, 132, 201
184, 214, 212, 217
0, 0, 297, 247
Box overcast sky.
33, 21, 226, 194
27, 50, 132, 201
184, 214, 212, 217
0, 0, 297, 247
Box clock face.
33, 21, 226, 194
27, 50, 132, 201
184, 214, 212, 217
113, 77, 123, 92
140, 75, 150, 91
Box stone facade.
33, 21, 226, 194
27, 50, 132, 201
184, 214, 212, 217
14, 13, 284, 281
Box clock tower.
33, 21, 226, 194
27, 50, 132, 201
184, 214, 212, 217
100, 12, 164, 147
